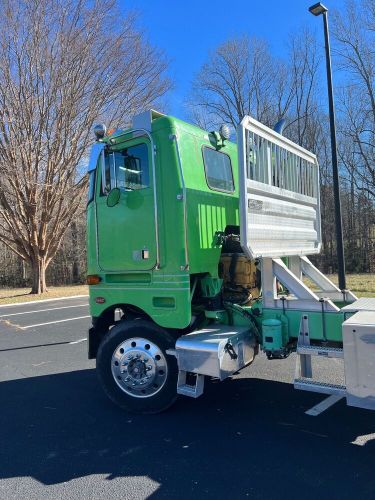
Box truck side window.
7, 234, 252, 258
114, 143, 149, 190
202, 146, 234, 193
102, 143, 149, 194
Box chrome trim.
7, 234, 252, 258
175, 325, 256, 381
112, 337, 168, 398
110, 152, 116, 190
94, 196, 99, 265
100, 148, 106, 195
171, 134, 189, 270
94, 149, 105, 265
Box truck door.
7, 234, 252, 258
96, 138, 157, 271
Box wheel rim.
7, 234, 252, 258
111, 337, 168, 398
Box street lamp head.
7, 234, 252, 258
309, 2, 328, 16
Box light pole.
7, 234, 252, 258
309, 2, 346, 291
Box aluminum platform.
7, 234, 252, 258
343, 310, 375, 410
341, 297, 375, 313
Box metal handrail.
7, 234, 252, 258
242, 116, 319, 199
238, 115, 321, 259
170, 133, 189, 270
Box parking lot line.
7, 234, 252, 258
0, 294, 88, 308
21, 316, 91, 329
0, 304, 88, 318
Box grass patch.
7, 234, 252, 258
0, 273, 373, 306
328, 274, 375, 297
304, 273, 375, 298
0, 284, 88, 305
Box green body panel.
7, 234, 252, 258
262, 319, 283, 350
87, 115, 239, 329
90, 273, 191, 328
170, 118, 239, 277
96, 139, 157, 271
259, 308, 347, 343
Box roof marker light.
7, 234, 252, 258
93, 124, 107, 141
219, 124, 231, 141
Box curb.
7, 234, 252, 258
0, 294, 89, 308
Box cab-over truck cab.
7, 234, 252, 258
87, 110, 244, 412
86, 110, 375, 414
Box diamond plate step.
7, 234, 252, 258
296, 345, 343, 358
177, 371, 204, 398
294, 378, 346, 396
177, 384, 201, 397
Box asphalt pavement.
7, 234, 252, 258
0, 296, 374, 500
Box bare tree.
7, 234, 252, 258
187, 36, 295, 130
283, 29, 321, 151
187, 31, 321, 144
0, 0, 171, 293
332, 0, 375, 198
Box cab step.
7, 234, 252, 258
177, 371, 205, 398
296, 345, 343, 358
294, 378, 346, 396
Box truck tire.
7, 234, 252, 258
96, 319, 178, 414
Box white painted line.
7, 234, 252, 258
0, 304, 88, 318
69, 338, 87, 344
305, 394, 344, 416
21, 316, 91, 329
0, 295, 88, 308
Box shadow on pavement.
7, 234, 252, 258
0, 341, 75, 352
0, 369, 374, 499
0, 292, 30, 301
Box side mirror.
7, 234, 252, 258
107, 187, 121, 207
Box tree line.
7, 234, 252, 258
187, 0, 374, 275
0, 0, 170, 292
0, 0, 373, 292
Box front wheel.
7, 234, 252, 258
96, 319, 178, 414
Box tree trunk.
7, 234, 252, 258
30, 257, 47, 294
71, 221, 80, 283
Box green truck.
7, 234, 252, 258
86, 109, 375, 414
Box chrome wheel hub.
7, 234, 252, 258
111, 337, 168, 398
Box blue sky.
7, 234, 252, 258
122, 0, 344, 119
